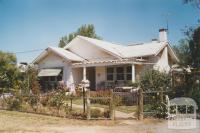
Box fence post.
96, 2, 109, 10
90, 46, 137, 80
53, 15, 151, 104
138, 88, 143, 120
70, 97, 72, 111
83, 87, 86, 113
110, 89, 114, 120
86, 90, 90, 120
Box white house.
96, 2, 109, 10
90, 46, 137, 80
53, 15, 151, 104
33, 29, 179, 91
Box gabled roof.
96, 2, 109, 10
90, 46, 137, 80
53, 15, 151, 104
121, 41, 166, 58
65, 36, 124, 58
33, 46, 84, 64
64, 36, 179, 62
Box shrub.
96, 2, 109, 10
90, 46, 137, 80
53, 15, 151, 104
70, 112, 87, 119
113, 95, 122, 106
27, 66, 40, 95
153, 103, 168, 118
28, 95, 39, 112
49, 90, 66, 114
40, 94, 51, 106
7, 96, 22, 111
140, 69, 171, 92
103, 109, 110, 118
91, 108, 102, 118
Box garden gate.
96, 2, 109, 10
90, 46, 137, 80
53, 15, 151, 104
113, 88, 138, 120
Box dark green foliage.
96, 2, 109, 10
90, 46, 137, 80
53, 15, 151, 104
171, 70, 200, 113
0, 51, 19, 92
140, 70, 171, 92
189, 27, 200, 67
172, 40, 191, 66
140, 70, 170, 118
153, 103, 168, 118
58, 24, 101, 48
173, 26, 200, 67
58, 37, 67, 48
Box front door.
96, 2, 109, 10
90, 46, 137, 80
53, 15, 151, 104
86, 67, 96, 91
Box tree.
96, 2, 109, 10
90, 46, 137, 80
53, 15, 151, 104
183, 0, 200, 9
173, 39, 191, 66
173, 26, 200, 68
27, 66, 40, 95
58, 24, 101, 48
189, 26, 200, 67
0, 51, 19, 92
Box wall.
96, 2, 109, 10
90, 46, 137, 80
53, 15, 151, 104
37, 52, 76, 91
37, 52, 67, 69
72, 67, 83, 86
135, 65, 143, 81
95, 66, 106, 88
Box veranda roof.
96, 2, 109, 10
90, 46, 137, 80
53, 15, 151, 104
38, 69, 62, 77
71, 58, 155, 67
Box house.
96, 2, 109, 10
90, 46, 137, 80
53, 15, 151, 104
33, 29, 179, 91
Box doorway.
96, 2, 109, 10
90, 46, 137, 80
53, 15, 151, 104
86, 67, 96, 91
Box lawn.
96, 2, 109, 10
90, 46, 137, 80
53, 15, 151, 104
0, 110, 117, 133
0, 110, 185, 133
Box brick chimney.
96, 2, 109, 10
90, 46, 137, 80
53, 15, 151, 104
159, 28, 168, 42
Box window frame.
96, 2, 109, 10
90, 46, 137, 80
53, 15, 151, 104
126, 66, 132, 81
116, 67, 125, 81
106, 67, 114, 81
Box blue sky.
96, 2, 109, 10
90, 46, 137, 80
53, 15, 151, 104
0, 0, 199, 63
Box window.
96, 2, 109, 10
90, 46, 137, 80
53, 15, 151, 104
116, 67, 124, 80
50, 76, 56, 81
126, 66, 132, 80
106, 66, 133, 81
107, 67, 114, 80
57, 75, 62, 81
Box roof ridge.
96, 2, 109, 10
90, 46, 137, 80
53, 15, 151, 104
77, 35, 125, 47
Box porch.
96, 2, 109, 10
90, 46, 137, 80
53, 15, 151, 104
72, 64, 145, 90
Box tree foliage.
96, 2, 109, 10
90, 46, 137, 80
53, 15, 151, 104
189, 26, 200, 67
58, 24, 101, 48
183, 0, 200, 9
139, 70, 171, 92
173, 40, 191, 66
0, 51, 19, 92
173, 26, 200, 68
27, 66, 40, 95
